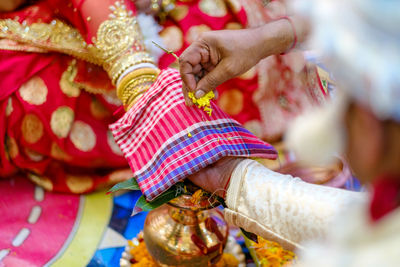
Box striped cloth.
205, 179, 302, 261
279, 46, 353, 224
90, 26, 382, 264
110, 68, 277, 201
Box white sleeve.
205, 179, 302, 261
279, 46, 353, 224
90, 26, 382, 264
224, 159, 366, 251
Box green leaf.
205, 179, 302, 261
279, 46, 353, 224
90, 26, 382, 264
108, 178, 140, 193
240, 227, 258, 243
132, 183, 186, 215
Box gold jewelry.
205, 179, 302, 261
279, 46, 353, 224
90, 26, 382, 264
88, 1, 156, 84
117, 68, 159, 99
117, 68, 160, 109
108, 51, 155, 85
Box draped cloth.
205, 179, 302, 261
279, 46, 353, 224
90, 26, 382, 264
110, 69, 277, 200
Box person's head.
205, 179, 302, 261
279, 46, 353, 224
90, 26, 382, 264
287, 0, 400, 184
0, 0, 25, 12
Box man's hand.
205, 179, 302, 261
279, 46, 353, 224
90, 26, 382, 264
179, 29, 263, 103
179, 18, 308, 105
188, 157, 244, 198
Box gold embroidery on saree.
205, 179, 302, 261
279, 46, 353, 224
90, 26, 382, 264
5, 97, 13, 116
21, 114, 44, 144
66, 175, 93, 193
50, 106, 75, 138
19, 76, 48, 105
28, 173, 53, 191
60, 60, 81, 97
5, 136, 19, 159
0, 19, 100, 64
90, 98, 111, 120
107, 130, 123, 156
50, 142, 72, 161
69, 121, 96, 152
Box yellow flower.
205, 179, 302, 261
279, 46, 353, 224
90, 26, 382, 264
188, 91, 215, 116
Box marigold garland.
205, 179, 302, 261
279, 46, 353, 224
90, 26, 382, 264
128, 235, 239, 266
251, 237, 296, 267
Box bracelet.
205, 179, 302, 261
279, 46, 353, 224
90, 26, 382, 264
117, 67, 159, 100
278, 16, 297, 53
117, 68, 160, 109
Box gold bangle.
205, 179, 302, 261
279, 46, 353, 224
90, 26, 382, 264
109, 51, 155, 85
117, 68, 160, 100
121, 75, 157, 104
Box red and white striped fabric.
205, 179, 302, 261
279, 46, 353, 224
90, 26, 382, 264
110, 68, 277, 201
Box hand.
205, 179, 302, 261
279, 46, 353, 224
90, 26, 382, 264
187, 157, 244, 198
179, 28, 263, 104
134, 0, 162, 15
179, 18, 308, 105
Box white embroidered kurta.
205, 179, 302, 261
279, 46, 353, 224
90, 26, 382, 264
225, 160, 400, 266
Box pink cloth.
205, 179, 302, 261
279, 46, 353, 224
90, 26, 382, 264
110, 69, 277, 201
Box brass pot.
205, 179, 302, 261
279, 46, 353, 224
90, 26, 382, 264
143, 194, 229, 266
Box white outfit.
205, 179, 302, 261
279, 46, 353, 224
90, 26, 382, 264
224, 160, 400, 266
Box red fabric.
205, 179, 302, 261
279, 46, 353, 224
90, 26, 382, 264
370, 174, 400, 222
0, 1, 132, 192
111, 68, 277, 200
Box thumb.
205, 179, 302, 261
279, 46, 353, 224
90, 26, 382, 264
195, 60, 233, 98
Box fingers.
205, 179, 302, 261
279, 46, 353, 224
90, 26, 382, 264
179, 44, 205, 91
195, 60, 234, 96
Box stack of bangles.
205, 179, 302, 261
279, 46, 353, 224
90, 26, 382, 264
117, 67, 160, 110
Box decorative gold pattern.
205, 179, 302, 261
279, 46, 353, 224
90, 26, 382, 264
19, 76, 48, 105
60, 60, 80, 97
103, 91, 123, 106
88, 1, 155, 84
51, 142, 71, 161
226, 0, 242, 13
50, 106, 75, 138
0, 19, 99, 64
28, 173, 53, 191
0, 39, 47, 53
21, 114, 44, 144
5, 136, 19, 159
160, 26, 183, 52
70, 121, 96, 152
116, 67, 159, 109
108, 52, 154, 85
5, 97, 13, 116
199, 0, 228, 17
90, 98, 111, 119
66, 175, 94, 193
107, 130, 123, 156
169, 5, 189, 21
218, 88, 244, 115
108, 169, 133, 183
25, 148, 44, 162
186, 24, 211, 44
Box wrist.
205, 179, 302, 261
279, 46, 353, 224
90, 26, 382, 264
257, 19, 295, 58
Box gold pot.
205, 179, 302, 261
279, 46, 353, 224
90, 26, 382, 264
143, 194, 229, 266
